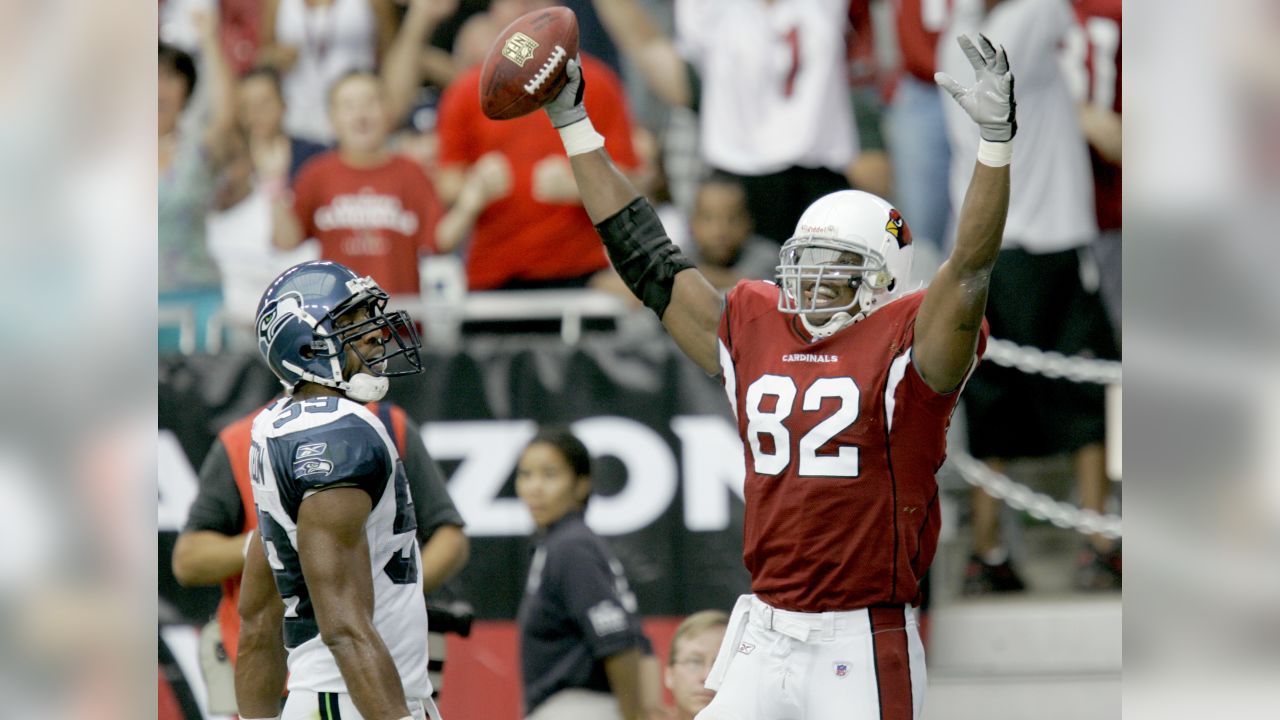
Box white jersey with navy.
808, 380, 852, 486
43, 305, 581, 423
249, 395, 432, 698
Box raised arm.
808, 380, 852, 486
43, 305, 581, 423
590, 0, 693, 108
545, 60, 723, 374
256, 0, 299, 72
381, 0, 459, 127
235, 531, 287, 719
194, 9, 238, 163
913, 35, 1015, 393
297, 488, 411, 719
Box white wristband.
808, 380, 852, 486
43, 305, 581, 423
977, 139, 1013, 167
557, 117, 605, 157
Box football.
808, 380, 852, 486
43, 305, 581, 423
478, 7, 579, 120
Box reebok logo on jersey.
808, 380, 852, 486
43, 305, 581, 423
587, 600, 627, 636
782, 353, 839, 363
294, 459, 334, 477
295, 443, 328, 459
737, 642, 756, 655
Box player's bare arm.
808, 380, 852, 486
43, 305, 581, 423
549, 60, 723, 374
913, 34, 1016, 393
297, 487, 412, 720
235, 530, 287, 719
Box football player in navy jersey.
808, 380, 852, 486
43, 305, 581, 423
235, 260, 441, 720
528, 34, 1016, 720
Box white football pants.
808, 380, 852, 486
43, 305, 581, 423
696, 595, 926, 720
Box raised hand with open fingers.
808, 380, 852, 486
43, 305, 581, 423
935, 34, 1017, 143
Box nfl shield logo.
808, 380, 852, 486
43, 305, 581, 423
833, 662, 849, 678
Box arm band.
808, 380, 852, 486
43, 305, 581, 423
977, 139, 1012, 167
594, 197, 695, 320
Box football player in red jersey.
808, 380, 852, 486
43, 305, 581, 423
531, 33, 1015, 720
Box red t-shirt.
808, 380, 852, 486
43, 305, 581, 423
292, 152, 441, 295
894, 0, 951, 84
436, 54, 640, 290
1071, 0, 1122, 231
718, 283, 987, 611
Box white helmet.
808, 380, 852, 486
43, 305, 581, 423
776, 190, 915, 335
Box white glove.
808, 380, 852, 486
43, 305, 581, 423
936, 34, 1017, 143
543, 57, 588, 129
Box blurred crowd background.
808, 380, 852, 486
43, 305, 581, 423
4, 0, 1280, 717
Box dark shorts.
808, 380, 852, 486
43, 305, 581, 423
724, 166, 851, 245
963, 246, 1119, 459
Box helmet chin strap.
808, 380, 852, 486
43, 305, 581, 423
343, 373, 389, 402
801, 309, 864, 338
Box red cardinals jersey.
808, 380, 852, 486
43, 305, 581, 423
717, 282, 987, 611
291, 152, 442, 295
1068, 0, 1122, 231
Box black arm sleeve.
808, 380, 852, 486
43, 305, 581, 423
594, 197, 695, 320
402, 417, 465, 544
183, 438, 246, 534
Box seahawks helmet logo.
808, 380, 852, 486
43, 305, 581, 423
885, 209, 912, 249
258, 292, 305, 346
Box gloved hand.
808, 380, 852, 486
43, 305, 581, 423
936, 34, 1017, 143
543, 56, 588, 129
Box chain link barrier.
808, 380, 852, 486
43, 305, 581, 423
952, 337, 1123, 538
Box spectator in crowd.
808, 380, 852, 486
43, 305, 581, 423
159, 11, 235, 352
845, 0, 895, 202
1064, 0, 1122, 589
434, 0, 641, 292
204, 67, 330, 348
938, 0, 1120, 594
237, 66, 331, 182
257, 0, 398, 144
206, 130, 320, 350
687, 173, 778, 293
590, 0, 862, 244
885, 0, 954, 270
664, 610, 728, 720
515, 427, 661, 720
1064, 0, 1122, 336
271, 0, 455, 296
171, 399, 469, 710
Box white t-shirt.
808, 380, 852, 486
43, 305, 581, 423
276, 0, 378, 144
938, 0, 1097, 253
206, 188, 318, 333
676, 0, 857, 175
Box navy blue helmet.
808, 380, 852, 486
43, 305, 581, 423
255, 261, 422, 400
